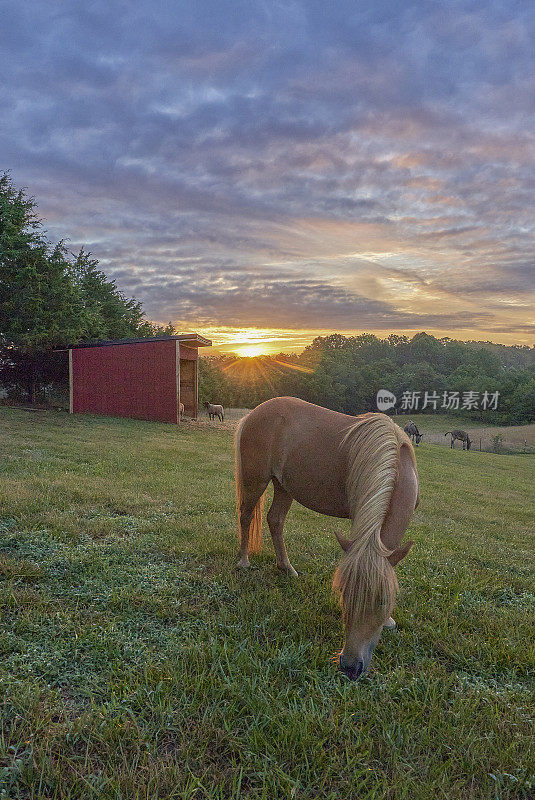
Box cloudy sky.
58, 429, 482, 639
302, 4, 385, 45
2, 1, 534, 353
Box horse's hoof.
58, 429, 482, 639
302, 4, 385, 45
237, 558, 250, 569
384, 617, 396, 630
278, 564, 298, 577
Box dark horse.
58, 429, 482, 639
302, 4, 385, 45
445, 430, 472, 449
403, 421, 423, 446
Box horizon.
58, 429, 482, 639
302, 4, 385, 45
198, 328, 534, 358
2, 2, 535, 350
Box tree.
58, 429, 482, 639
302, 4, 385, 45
70, 248, 151, 341
0, 174, 83, 401
0, 173, 162, 402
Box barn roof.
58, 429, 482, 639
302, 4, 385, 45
67, 334, 212, 349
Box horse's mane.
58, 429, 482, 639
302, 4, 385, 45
333, 414, 411, 631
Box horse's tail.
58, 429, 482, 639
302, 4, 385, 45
235, 416, 265, 554
333, 415, 414, 629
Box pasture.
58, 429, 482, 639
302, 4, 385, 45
0, 407, 533, 799
394, 413, 535, 454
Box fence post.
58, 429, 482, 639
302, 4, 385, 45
479, 437, 482, 451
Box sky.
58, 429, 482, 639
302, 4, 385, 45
2, 0, 534, 355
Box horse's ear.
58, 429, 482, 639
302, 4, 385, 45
334, 530, 352, 552
387, 540, 414, 567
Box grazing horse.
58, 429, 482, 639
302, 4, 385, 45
204, 401, 224, 421
403, 421, 423, 446
235, 397, 419, 679
445, 430, 472, 450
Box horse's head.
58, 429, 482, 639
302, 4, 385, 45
338, 612, 388, 680
204, 401, 210, 408
334, 532, 413, 679
415, 432, 423, 445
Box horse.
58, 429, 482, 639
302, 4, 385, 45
403, 421, 423, 446
235, 397, 419, 680
204, 401, 224, 421
179, 402, 185, 419
445, 430, 471, 449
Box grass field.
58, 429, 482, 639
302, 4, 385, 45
197, 409, 535, 454
394, 414, 535, 454
0, 407, 533, 799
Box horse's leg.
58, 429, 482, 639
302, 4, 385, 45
237, 480, 268, 568
267, 478, 297, 576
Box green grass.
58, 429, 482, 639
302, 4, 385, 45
0, 407, 533, 800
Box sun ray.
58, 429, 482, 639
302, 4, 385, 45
271, 359, 313, 374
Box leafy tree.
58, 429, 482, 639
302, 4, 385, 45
201, 333, 534, 424
510, 378, 535, 423
0, 174, 83, 400
70, 248, 151, 341
0, 173, 164, 402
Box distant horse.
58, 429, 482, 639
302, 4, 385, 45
204, 401, 224, 421
235, 397, 419, 680
403, 421, 423, 446
445, 430, 472, 450
179, 402, 185, 419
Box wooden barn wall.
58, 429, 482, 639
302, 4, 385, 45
72, 340, 179, 423
178, 344, 198, 418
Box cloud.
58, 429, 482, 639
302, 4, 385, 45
1, 0, 534, 344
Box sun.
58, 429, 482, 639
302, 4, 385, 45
236, 344, 266, 357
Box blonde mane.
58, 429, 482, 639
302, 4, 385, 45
332, 414, 410, 630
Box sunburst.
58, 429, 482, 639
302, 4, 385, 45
235, 344, 266, 358
219, 355, 313, 383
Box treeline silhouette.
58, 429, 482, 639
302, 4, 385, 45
200, 333, 535, 424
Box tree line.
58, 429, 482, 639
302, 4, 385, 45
200, 332, 535, 424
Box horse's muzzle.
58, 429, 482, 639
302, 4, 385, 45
339, 654, 366, 680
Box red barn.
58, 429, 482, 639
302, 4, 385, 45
68, 334, 211, 423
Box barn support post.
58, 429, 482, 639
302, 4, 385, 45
68, 349, 73, 414
195, 353, 199, 419
175, 340, 181, 424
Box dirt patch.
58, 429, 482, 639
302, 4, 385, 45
181, 407, 250, 433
